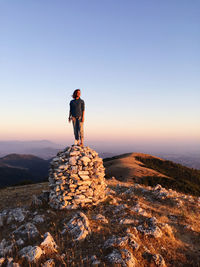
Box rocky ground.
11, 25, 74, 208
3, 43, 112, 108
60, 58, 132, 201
0, 178, 200, 267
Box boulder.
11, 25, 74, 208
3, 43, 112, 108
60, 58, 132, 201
62, 211, 91, 241
19, 245, 43, 263
40, 232, 58, 254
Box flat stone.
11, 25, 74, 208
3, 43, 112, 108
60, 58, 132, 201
69, 157, 77, 165
5, 257, 20, 267
0, 257, 5, 265
119, 218, 138, 225
16, 238, 24, 246
6, 208, 27, 224
78, 185, 90, 190
77, 180, 92, 186
12, 222, 40, 240
93, 214, 108, 224
19, 245, 43, 263
78, 171, 89, 175
63, 196, 72, 200
42, 259, 55, 267
58, 164, 68, 169
70, 151, 80, 156
137, 217, 162, 238
33, 215, 45, 224
79, 175, 90, 180
152, 254, 166, 267
63, 211, 91, 241
71, 165, 78, 172
106, 249, 124, 265
104, 236, 129, 249
40, 232, 58, 254
74, 195, 86, 199
106, 248, 136, 267
0, 239, 14, 257
80, 156, 90, 163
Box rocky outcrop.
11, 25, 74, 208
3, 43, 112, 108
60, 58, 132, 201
48, 145, 107, 210
0, 159, 199, 266
40, 232, 58, 254
137, 217, 163, 238
143, 250, 166, 267
62, 211, 91, 241
42, 259, 55, 267
0, 257, 20, 267
92, 214, 108, 224
19, 245, 43, 263
106, 248, 136, 267
12, 222, 40, 240
18, 231, 58, 264
0, 207, 29, 227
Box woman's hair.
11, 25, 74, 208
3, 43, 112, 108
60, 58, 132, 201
72, 89, 80, 99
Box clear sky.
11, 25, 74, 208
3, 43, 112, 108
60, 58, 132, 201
0, 0, 199, 152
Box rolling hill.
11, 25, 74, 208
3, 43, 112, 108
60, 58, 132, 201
1, 151, 200, 197
103, 152, 200, 196
0, 154, 51, 187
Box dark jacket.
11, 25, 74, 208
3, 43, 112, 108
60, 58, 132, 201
70, 98, 85, 118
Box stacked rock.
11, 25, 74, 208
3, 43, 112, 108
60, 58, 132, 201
48, 145, 107, 210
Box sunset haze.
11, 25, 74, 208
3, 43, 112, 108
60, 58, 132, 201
0, 0, 199, 153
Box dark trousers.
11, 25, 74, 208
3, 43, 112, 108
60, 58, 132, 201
72, 117, 84, 140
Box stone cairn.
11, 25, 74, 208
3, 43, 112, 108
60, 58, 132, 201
48, 145, 107, 210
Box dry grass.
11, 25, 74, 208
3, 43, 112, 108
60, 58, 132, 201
0, 182, 49, 211
104, 152, 168, 182
0, 179, 200, 266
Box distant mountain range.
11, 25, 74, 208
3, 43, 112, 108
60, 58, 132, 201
154, 152, 200, 170
0, 139, 199, 191
0, 140, 64, 159
0, 153, 51, 187
0, 140, 199, 169
0, 151, 200, 197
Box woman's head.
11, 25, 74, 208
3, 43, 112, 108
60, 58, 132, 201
72, 89, 81, 99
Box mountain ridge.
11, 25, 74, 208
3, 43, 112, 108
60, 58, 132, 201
104, 152, 200, 196
1, 152, 200, 197
0, 153, 51, 187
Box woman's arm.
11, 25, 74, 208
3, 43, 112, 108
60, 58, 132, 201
68, 101, 72, 122
81, 110, 85, 122
68, 111, 72, 122
81, 100, 85, 122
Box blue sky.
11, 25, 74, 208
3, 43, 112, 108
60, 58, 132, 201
0, 0, 199, 152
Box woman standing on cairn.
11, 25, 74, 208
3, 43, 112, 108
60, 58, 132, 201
68, 89, 85, 147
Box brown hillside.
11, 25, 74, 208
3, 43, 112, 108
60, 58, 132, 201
104, 152, 169, 181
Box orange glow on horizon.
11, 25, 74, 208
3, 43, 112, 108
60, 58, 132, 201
1, 118, 199, 143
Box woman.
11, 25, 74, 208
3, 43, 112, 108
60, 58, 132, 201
68, 89, 85, 146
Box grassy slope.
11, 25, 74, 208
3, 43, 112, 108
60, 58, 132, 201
0, 180, 200, 266
135, 156, 200, 196
103, 153, 200, 196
